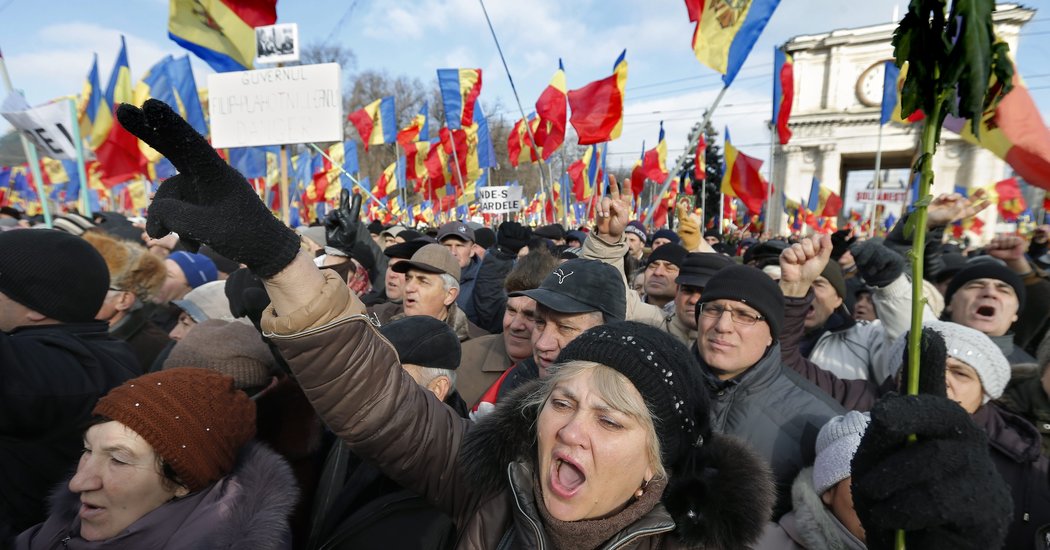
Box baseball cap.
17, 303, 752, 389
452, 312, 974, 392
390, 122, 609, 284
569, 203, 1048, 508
392, 243, 462, 281
510, 258, 626, 320
437, 221, 475, 243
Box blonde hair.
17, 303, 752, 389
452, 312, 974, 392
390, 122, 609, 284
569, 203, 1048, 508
523, 360, 666, 479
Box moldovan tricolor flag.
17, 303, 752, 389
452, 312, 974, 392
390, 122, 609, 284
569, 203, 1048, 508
944, 64, 1050, 191
641, 122, 668, 183
79, 54, 112, 149
533, 60, 568, 160
881, 61, 924, 125
348, 97, 396, 151
694, 134, 706, 181
686, 0, 780, 86
437, 68, 483, 130
567, 50, 627, 145
772, 47, 794, 145
720, 128, 767, 215
508, 113, 540, 168
168, 0, 277, 72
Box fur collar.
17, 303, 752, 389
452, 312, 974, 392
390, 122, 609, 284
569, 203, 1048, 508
785, 467, 865, 550
460, 380, 776, 548
35, 441, 297, 549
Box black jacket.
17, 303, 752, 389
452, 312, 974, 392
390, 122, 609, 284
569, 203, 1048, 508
974, 403, 1050, 550
469, 248, 515, 334
108, 305, 171, 374
0, 322, 138, 544
694, 343, 845, 519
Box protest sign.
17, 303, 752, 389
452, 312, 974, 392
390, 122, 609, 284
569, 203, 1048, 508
1, 94, 78, 160
478, 185, 522, 213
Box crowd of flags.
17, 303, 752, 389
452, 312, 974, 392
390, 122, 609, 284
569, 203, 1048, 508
2, 0, 1049, 235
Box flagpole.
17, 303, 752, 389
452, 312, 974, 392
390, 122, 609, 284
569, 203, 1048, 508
477, 0, 553, 218
446, 130, 467, 220
67, 98, 89, 221
644, 85, 729, 225
869, 120, 885, 237
309, 143, 388, 212
766, 123, 776, 235
278, 145, 290, 225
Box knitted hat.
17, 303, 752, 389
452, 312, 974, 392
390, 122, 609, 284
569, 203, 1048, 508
820, 261, 847, 300
675, 252, 734, 288
380, 316, 460, 371
0, 229, 109, 323
83, 231, 166, 303
813, 411, 870, 495
646, 243, 688, 268
163, 319, 275, 393
474, 227, 496, 250
93, 368, 256, 492
557, 321, 711, 472
173, 280, 236, 323
652, 229, 680, 245
890, 320, 1010, 402
625, 221, 648, 243
945, 263, 1025, 315
51, 213, 95, 236
167, 251, 218, 289
700, 264, 784, 340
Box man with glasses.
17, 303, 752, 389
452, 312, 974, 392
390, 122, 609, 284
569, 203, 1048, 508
694, 264, 843, 519
664, 252, 733, 345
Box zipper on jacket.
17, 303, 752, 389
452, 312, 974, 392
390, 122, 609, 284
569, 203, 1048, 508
507, 464, 546, 550
606, 523, 675, 550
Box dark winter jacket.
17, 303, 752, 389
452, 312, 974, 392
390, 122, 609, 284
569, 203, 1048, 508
973, 403, 1050, 550
991, 332, 1039, 371
0, 323, 138, 544
16, 442, 298, 549
108, 304, 171, 373
998, 373, 1050, 457
262, 271, 776, 549
469, 247, 516, 334
694, 342, 845, 518
781, 293, 879, 412
1014, 267, 1050, 359
455, 256, 482, 324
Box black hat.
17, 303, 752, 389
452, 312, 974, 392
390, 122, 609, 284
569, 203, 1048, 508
380, 316, 460, 371
652, 229, 681, 245
703, 228, 721, 240
383, 239, 430, 260
647, 243, 688, 268
0, 206, 24, 220
398, 229, 423, 243
510, 258, 626, 320
830, 229, 855, 261
534, 223, 566, 240
558, 321, 710, 471
742, 240, 787, 268
676, 252, 734, 288
700, 264, 784, 340
474, 227, 496, 250
0, 229, 110, 323
820, 261, 847, 300
945, 263, 1026, 314
367, 220, 384, 235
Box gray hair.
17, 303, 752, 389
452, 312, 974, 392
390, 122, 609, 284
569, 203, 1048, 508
440, 273, 460, 293
415, 365, 456, 389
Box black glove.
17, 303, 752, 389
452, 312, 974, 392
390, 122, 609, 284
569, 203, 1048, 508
830, 229, 855, 261
849, 240, 904, 287
851, 328, 1012, 550
225, 268, 271, 331
497, 221, 531, 254
324, 189, 362, 255
116, 99, 301, 278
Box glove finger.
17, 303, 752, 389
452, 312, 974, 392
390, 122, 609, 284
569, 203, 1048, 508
916, 327, 948, 397
349, 193, 362, 225
139, 99, 227, 179
339, 188, 350, 212
115, 103, 163, 150
145, 198, 211, 250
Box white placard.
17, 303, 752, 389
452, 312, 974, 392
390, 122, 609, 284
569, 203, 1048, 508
255, 23, 300, 65
478, 186, 523, 213
852, 188, 909, 205
1, 95, 78, 160
208, 63, 343, 148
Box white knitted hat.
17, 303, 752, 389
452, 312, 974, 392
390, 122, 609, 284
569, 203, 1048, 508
888, 320, 1010, 403
813, 411, 870, 495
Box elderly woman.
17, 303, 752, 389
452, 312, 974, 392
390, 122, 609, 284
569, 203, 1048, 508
16, 368, 298, 549
115, 100, 782, 548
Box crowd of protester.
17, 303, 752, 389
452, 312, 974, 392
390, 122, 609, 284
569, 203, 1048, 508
2, 100, 1049, 549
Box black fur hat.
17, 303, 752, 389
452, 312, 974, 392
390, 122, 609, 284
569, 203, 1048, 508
462, 322, 775, 548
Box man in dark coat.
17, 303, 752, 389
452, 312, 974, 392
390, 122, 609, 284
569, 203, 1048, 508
0, 229, 139, 544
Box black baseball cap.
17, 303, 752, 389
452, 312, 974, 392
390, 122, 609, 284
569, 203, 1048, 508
510, 258, 626, 320
675, 252, 734, 288
383, 239, 430, 260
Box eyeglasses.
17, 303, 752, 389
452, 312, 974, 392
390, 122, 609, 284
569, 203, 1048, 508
699, 303, 764, 326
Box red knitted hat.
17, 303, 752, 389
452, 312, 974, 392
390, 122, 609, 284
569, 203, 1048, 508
93, 368, 256, 492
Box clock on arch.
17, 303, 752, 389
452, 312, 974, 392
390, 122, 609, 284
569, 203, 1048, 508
856, 60, 892, 107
